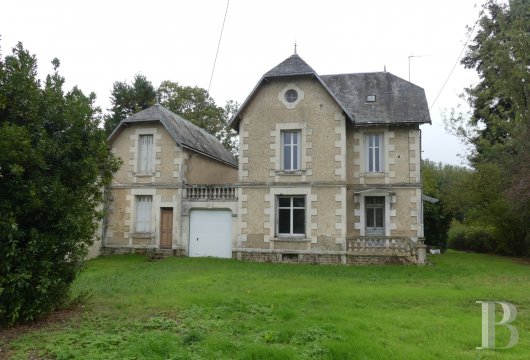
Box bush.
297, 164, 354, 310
0, 43, 120, 326
447, 222, 496, 253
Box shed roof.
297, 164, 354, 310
229, 54, 431, 130
108, 104, 237, 167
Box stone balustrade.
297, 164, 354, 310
346, 236, 416, 257
184, 185, 237, 200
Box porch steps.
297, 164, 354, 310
149, 249, 175, 261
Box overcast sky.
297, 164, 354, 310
1, 0, 485, 165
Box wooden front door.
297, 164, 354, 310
160, 208, 173, 249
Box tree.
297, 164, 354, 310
445, 0, 529, 255
103, 74, 156, 134
157, 81, 238, 156
0, 42, 121, 326
422, 160, 469, 250
104, 78, 239, 157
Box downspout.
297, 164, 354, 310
101, 186, 110, 252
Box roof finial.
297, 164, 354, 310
294, 41, 297, 55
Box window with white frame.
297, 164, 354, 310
137, 134, 153, 173
365, 133, 383, 172
277, 196, 305, 236
365, 196, 385, 235
135, 195, 152, 233
281, 130, 301, 171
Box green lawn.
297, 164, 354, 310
3, 251, 529, 359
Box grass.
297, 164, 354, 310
2, 251, 529, 359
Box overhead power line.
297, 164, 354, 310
207, 0, 230, 96
429, 12, 482, 110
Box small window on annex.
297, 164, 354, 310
137, 134, 154, 173
135, 195, 152, 233
277, 196, 305, 236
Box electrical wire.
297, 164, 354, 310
429, 11, 482, 110
207, 0, 230, 96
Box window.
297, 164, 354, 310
277, 196, 305, 236
284, 89, 298, 103
365, 133, 383, 172
365, 196, 385, 235
282, 131, 301, 171
137, 134, 153, 173
135, 195, 152, 233
366, 95, 376, 102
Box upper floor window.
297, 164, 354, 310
284, 89, 298, 103
277, 196, 305, 236
365, 133, 383, 172
135, 195, 152, 233
138, 134, 153, 173
282, 130, 301, 171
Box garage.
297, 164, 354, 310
189, 210, 232, 258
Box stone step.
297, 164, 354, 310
149, 249, 175, 260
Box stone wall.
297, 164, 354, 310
233, 249, 416, 265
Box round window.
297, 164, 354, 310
284, 89, 298, 103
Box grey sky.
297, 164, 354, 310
1, 0, 484, 165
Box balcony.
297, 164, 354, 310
184, 185, 237, 201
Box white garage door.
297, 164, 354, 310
189, 210, 232, 258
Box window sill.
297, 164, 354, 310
275, 170, 306, 176
364, 172, 385, 177
131, 233, 153, 238
271, 237, 311, 242
134, 172, 156, 177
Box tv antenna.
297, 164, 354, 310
408, 54, 430, 82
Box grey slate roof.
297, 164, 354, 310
108, 104, 237, 167
264, 54, 317, 77
320, 72, 431, 125
230, 54, 431, 130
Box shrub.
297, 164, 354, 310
0, 43, 120, 326
447, 221, 496, 253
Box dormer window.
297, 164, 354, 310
366, 95, 376, 102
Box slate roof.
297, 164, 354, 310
321, 72, 431, 125
230, 54, 431, 130
263, 54, 317, 77
108, 104, 237, 167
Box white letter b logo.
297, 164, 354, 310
476, 301, 519, 349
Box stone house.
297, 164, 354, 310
229, 53, 430, 264
102, 104, 238, 257
100, 53, 431, 264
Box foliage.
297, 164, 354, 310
444, 0, 529, 256
422, 160, 469, 250
103, 74, 156, 134
0, 42, 121, 326
157, 81, 238, 156
4, 255, 530, 359
104, 77, 239, 157
447, 221, 496, 253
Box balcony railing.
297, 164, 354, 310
184, 185, 237, 201
346, 236, 415, 256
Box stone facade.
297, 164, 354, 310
99, 54, 430, 265
100, 105, 238, 257
229, 54, 430, 265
